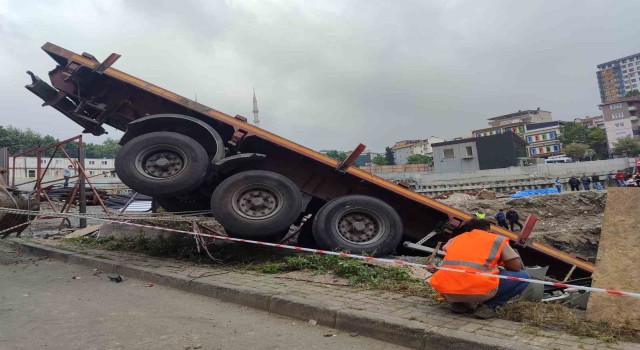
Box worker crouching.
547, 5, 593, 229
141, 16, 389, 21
429, 219, 530, 319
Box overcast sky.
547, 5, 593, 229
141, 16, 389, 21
1, 0, 639, 151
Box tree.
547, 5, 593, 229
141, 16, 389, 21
613, 136, 640, 156
325, 150, 347, 162
0, 125, 120, 158
371, 155, 387, 165
625, 89, 640, 97
406, 154, 433, 165
586, 127, 608, 159
384, 147, 395, 165
559, 122, 589, 145
563, 143, 589, 160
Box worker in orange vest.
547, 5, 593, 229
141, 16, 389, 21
429, 218, 530, 319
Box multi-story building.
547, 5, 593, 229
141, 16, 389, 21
574, 116, 605, 129
472, 108, 552, 139
472, 109, 560, 158
391, 137, 444, 164
522, 121, 563, 158
431, 133, 527, 174
596, 52, 640, 103
599, 95, 640, 151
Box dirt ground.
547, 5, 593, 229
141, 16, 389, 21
440, 191, 606, 260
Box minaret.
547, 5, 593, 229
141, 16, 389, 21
252, 87, 260, 127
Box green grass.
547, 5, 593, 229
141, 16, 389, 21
501, 301, 639, 343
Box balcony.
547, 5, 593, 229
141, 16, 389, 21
629, 105, 637, 111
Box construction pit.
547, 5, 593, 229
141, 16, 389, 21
439, 190, 606, 261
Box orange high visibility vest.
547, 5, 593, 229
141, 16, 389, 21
429, 229, 508, 295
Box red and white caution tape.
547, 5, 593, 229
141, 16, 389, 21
2, 207, 640, 299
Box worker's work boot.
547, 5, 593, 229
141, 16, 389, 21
450, 302, 474, 314
474, 304, 498, 319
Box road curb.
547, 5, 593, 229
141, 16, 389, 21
12, 240, 538, 350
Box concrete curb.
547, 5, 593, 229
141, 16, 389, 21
12, 240, 537, 350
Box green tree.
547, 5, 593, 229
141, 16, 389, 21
406, 154, 433, 165
325, 150, 347, 162
384, 146, 395, 165
371, 155, 387, 165
625, 89, 640, 97
613, 136, 640, 156
586, 127, 608, 159
559, 122, 589, 145
563, 143, 589, 160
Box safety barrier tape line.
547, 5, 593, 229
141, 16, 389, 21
0, 220, 33, 235
2, 207, 639, 298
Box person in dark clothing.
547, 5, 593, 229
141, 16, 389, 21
591, 173, 603, 190
580, 174, 591, 191
494, 209, 509, 229
506, 208, 523, 231
568, 175, 580, 191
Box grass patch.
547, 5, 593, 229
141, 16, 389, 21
502, 301, 639, 343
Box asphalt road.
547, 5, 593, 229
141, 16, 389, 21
0, 242, 407, 350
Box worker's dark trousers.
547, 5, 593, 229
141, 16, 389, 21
497, 220, 509, 230
509, 220, 523, 231
483, 270, 530, 308
63, 176, 70, 188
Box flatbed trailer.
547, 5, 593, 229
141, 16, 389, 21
25, 43, 594, 279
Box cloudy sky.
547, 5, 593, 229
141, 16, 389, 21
1, 0, 639, 151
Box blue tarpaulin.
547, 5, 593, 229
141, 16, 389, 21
509, 188, 559, 198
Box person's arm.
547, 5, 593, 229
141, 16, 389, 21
503, 258, 522, 271
499, 245, 522, 271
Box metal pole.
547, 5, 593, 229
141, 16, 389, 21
78, 142, 86, 228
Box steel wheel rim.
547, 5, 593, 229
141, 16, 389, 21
335, 207, 385, 245
135, 144, 188, 179
231, 184, 284, 220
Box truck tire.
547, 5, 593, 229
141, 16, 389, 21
115, 132, 208, 197
312, 195, 403, 256
210, 170, 302, 239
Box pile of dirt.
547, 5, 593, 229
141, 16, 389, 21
439, 191, 606, 260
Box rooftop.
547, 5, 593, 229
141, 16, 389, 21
597, 52, 640, 69
487, 108, 549, 121
432, 132, 527, 148
598, 94, 640, 106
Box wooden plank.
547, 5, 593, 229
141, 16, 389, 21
64, 224, 102, 239
587, 188, 640, 329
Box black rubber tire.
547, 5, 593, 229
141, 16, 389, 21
155, 195, 210, 213
115, 132, 208, 197
210, 170, 302, 239
312, 195, 403, 256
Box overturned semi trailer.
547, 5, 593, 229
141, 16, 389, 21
25, 43, 594, 280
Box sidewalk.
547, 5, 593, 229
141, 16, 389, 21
10, 238, 640, 350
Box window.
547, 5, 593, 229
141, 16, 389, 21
28, 170, 36, 178
552, 145, 560, 152
530, 148, 537, 155
88, 160, 95, 165
89, 171, 94, 175
527, 136, 533, 142
631, 68, 636, 72
612, 112, 624, 119
101, 160, 108, 165
615, 122, 625, 127
623, 70, 627, 74
443, 148, 455, 159
465, 146, 473, 157
549, 132, 556, 139
610, 103, 622, 109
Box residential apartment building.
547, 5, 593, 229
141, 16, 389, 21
574, 116, 605, 129
391, 137, 444, 164
522, 121, 564, 158
599, 95, 640, 151
472, 109, 560, 158
431, 133, 527, 174
596, 52, 640, 103
473, 108, 552, 138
